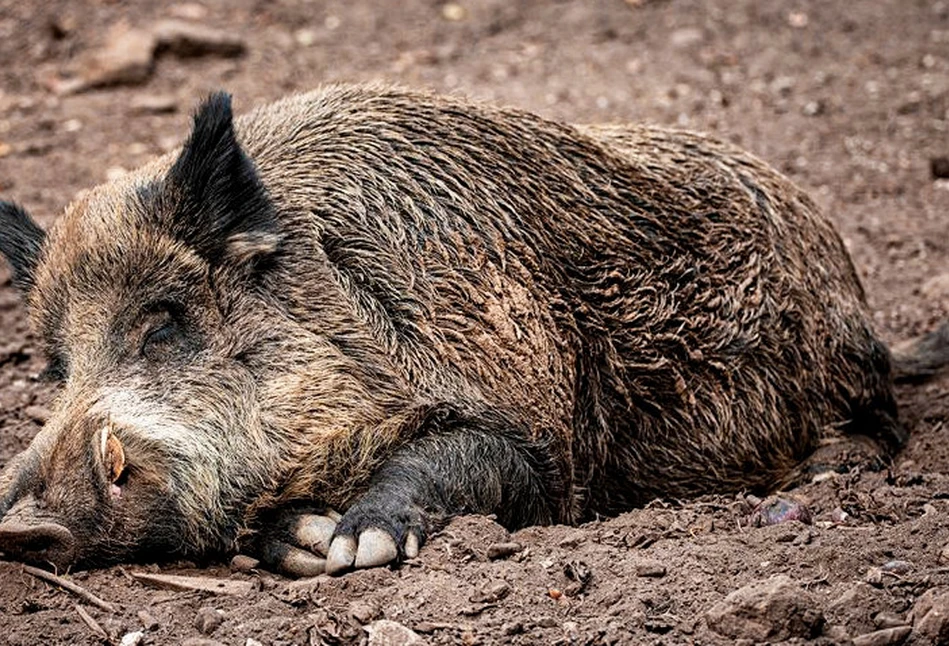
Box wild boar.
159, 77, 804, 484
0, 85, 944, 576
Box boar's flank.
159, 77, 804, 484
0, 85, 943, 576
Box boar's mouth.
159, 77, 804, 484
0, 521, 76, 569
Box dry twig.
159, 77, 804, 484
75, 604, 111, 642
23, 565, 117, 613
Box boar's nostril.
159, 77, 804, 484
0, 522, 76, 567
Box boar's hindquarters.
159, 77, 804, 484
264, 405, 559, 576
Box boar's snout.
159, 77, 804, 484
0, 522, 76, 568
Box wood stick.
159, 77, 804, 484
130, 571, 254, 595
75, 604, 111, 642
22, 565, 117, 613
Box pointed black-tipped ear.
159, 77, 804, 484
163, 92, 279, 265
0, 201, 45, 291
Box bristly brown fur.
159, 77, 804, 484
0, 84, 922, 567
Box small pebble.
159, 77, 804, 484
548, 588, 563, 600
364, 619, 424, 645
750, 496, 812, 527
865, 567, 884, 587
830, 507, 850, 524
194, 607, 225, 635
120, 632, 144, 646
245, 639, 264, 646
487, 542, 522, 560
230, 554, 260, 573
441, 3, 467, 21
502, 621, 524, 635
880, 560, 912, 575
294, 28, 317, 47
635, 560, 667, 578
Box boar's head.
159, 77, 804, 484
0, 93, 295, 568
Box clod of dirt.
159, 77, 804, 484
749, 496, 813, 527
181, 639, 225, 646
137, 609, 159, 631
471, 580, 511, 604
852, 626, 912, 646
129, 94, 179, 115
669, 27, 704, 48
911, 588, 949, 642
348, 600, 381, 624
634, 559, 667, 578
364, 619, 424, 645
152, 20, 246, 58
705, 574, 824, 641
931, 156, 949, 180
54, 24, 157, 94
827, 583, 891, 635
194, 607, 225, 635
487, 542, 522, 560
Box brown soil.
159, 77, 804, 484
1, 0, 949, 644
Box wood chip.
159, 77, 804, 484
130, 572, 254, 595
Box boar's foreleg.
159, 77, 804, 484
261, 406, 561, 576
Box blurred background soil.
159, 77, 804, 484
0, 0, 948, 643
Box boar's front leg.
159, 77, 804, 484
263, 406, 561, 576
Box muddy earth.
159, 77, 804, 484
1, 0, 948, 644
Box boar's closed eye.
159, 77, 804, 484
141, 319, 194, 362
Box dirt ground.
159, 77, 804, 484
1, 0, 948, 644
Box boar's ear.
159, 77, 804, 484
0, 201, 45, 292
164, 92, 279, 266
